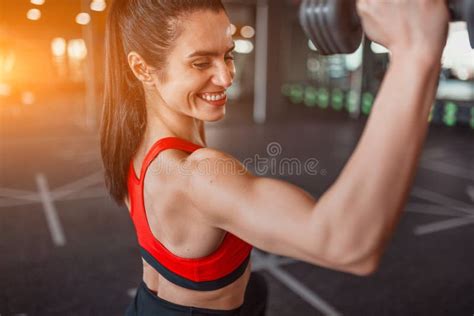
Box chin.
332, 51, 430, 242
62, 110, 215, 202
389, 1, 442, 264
191, 100, 226, 122
205, 110, 226, 122
190, 109, 225, 122
196, 104, 226, 122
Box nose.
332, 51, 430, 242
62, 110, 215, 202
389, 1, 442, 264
212, 63, 234, 89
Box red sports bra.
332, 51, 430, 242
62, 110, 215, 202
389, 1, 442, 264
127, 136, 253, 291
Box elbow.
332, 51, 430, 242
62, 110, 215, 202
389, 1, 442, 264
343, 253, 381, 276
329, 243, 382, 277
309, 211, 386, 276
327, 220, 388, 276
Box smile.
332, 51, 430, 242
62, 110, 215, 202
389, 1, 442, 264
197, 92, 226, 101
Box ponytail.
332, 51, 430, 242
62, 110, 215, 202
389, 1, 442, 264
100, 2, 147, 206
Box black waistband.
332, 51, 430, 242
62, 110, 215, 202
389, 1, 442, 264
140, 247, 251, 291
127, 281, 243, 315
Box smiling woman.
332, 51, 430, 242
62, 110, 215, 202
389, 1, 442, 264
101, 0, 235, 205
100, 0, 267, 315
100, 0, 452, 315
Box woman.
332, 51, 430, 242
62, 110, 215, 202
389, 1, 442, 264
100, 0, 449, 315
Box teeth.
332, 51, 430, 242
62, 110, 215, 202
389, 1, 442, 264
200, 92, 226, 102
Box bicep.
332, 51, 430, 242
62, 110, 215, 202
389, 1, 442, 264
185, 149, 338, 269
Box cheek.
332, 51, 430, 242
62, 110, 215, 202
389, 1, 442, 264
158, 67, 211, 105
186, 73, 211, 96
164, 79, 203, 105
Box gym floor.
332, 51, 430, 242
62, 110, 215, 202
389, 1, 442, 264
1, 99, 473, 316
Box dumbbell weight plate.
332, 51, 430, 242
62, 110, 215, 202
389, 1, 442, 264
300, 0, 332, 54
299, 0, 318, 50
321, 0, 363, 54
299, 0, 363, 55
312, 0, 341, 54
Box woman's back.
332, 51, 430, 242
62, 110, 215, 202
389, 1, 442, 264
126, 136, 253, 310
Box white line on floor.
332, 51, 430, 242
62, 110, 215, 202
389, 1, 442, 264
0, 188, 107, 208
420, 160, 474, 181
0, 199, 40, 208
251, 254, 297, 272
35, 173, 66, 247
405, 203, 470, 217
0, 187, 37, 199
414, 216, 474, 235
0, 188, 39, 208
411, 187, 474, 216
252, 250, 341, 316
53, 171, 103, 199
267, 263, 341, 316
59, 188, 107, 201
467, 186, 474, 202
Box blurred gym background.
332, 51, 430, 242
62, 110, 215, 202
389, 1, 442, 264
0, 0, 473, 315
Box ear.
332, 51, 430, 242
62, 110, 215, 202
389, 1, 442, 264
127, 51, 155, 86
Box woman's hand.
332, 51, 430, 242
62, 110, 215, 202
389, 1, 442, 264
356, 0, 450, 60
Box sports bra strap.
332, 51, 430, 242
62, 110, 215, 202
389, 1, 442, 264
137, 137, 204, 184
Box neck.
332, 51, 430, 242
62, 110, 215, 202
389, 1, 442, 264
144, 104, 206, 148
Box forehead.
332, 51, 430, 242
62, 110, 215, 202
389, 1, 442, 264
175, 10, 234, 55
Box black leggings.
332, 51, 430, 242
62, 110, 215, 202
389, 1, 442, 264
125, 272, 268, 316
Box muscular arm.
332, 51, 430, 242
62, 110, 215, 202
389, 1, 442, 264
310, 53, 442, 269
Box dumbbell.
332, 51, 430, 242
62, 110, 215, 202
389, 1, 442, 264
299, 0, 474, 55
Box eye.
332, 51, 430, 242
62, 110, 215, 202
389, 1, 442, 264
193, 62, 211, 69
225, 53, 235, 61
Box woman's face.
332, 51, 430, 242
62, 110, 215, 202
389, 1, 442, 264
152, 10, 235, 122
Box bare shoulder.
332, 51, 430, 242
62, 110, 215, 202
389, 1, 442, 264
185, 147, 252, 181
144, 148, 197, 195
185, 146, 253, 184
142, 147, 243, 209
187, 147, 244, 165
182, 147, 256, 225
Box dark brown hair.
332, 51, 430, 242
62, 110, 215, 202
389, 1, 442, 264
100, 0, 226, 206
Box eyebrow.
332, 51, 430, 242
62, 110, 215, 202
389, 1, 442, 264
186, 43, 235, 58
